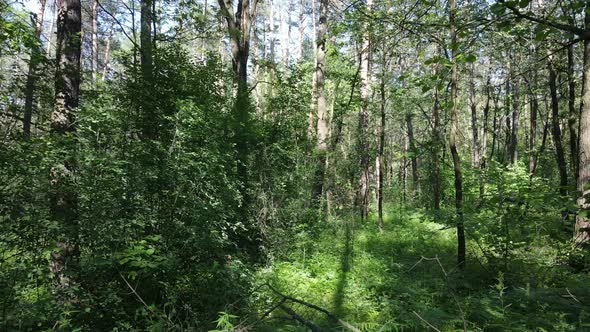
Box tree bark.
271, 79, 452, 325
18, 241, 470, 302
548, 57, 569, 198
357, 0, 371, 221
101, 0, 118, 81
449, 0, 465, 269
298, 0, 304, 60
91, 0, 99, 81
51, 0, 82, 304
23, 0, 47, 137
406, 111, 419, 197
528, 82, 538, 173
479, 76, 491, 205
218, 0, 259, 203
575, 19, 590, 242
378, 58, 386, 231
311, 0, 327, 206
470, 63, 480, 168
567, 44, 579, 183
431, 57, 441, 210
47, 0, 57, 56
511, 76, 520, 165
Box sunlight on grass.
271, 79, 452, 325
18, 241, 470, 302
256, 205, 590, 331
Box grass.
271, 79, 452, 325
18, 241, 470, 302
252, 204, 590, 331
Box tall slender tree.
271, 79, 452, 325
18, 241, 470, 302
449, 0, 465, 268
311, 0, 327, 206
23, 0, 47, 137
50, 0, 82, 303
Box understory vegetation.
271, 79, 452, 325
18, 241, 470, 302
2, 0, 590, 330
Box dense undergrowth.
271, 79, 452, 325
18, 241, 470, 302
245, 204, 590, 332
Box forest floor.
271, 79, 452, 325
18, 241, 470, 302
254, 205, 590, 331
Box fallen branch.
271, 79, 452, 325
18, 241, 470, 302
412, 311, 442, 332
280, 304, 322, 332
266, 283, 361, 332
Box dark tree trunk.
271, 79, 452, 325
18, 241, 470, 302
567, 44, 579, 183
528, 83, 538, 174
548, 59, 569, 198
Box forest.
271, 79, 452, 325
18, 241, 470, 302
1, 0, 590, 330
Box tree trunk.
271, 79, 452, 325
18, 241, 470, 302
490, 90, 499, 161
406, 111, 419, 197
23, 0, 47, 137
575, 21, 590, 242
528, 82, 538, 173
568, 44, 579, 183
298, 0, 304, 60
286, 0, 292, 65
218, 0, 258, 203
431, 60, 441, 210
357, 0, 371, 221
50, 0, 82, 304
449, 0, 465, 269
511, 77, 520, 165
101, 0, 118, 81
91, 0, 99, 81
504, 72, 512, 164
140, 0, 154, 82
47, 0, 57, 56
311, 0, 328, 206
548, 57, 569, 198
470, 63, 480, 168
479, 76, 491, 205
378, 58, 386, 231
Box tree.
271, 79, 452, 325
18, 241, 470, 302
22, 0, 47, 137
50, 0, 82, 303
357, 0, 372, 221
311, 0, 327, 207
449, 0, 465, 268
218, 0, 259, 202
